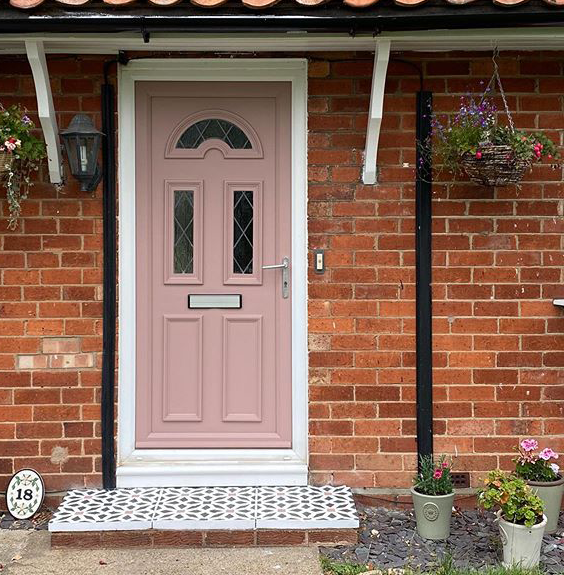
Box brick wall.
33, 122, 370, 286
0, 51, 563, 496
307, 51, 564, 489
0, 55, 105, 493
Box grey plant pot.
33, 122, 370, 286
411, 487, 455, 540
528, 475, 564, 534
497, 510, 547, 569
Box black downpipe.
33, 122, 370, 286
101, 69, 117, 490
415, 91, 433, 469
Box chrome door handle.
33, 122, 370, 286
262, 257, 289, 298
262, 258, 289, 270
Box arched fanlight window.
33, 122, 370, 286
176, 119, 252, 150
166, 110, 263, 159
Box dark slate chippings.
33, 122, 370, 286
320, 506, 564, 573
0, 510, 51, 530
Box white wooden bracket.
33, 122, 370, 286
25, 40, 63, 185
363, 39, 391, 185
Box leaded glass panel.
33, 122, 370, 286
174, 190, 194, 274
233, 190, 254, 275
176, 119, 251, 150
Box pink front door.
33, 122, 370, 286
135, 82, 292, 449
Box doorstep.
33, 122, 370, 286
49, 485, 359, 548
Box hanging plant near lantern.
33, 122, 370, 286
0, 104, 46, 229
427, 53, 560, 187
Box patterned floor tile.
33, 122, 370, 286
152, 486, 257, 530
256, 485, 359, 529
49, 488, 162, 532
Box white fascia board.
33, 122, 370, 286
25, 40, 63, 185
363, 39, 390, 185
2, 27, 564, 54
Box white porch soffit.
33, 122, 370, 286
24, 39, 63, 185
363, 39, 391, 185
5, 29, 563, 188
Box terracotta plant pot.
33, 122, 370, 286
528, 475, 564, 534
411, 487, 454, 540
497, 510, 547, 568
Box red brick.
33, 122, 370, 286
16, 422, 62, 439
308, 530, 358, 545
51, 532, 102, 549
256, 531, 305, 546
152, 531, 204, 547
309, 420, 353, 436
100, 531, 153, 548
205, 531, 256, 547
14, 389, 60, 404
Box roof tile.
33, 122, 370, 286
7, 0, 564, 9
188, 0, 228, 6
241, 0, 282, 8
493, 0, 529, 6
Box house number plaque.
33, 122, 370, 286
5, 469, 45, 520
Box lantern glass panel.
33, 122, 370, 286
61, 115, 103, 182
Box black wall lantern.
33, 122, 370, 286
61, 114, 103, 192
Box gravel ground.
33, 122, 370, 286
321, 506, 564, 573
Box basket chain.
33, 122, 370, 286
480, 48, 515, 134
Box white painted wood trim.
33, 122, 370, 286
117, 58, 309, 487
24, 40, 63, 185
363, 40, 390, 185
3, 28, 564, 54
553, 299, 564, 307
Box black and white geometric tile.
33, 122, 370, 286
256, 485, 359, 529
49, 485, 359, 532
153, 486, 256, 530
49, 488, 162, 532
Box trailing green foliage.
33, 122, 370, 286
0, 104, 46, 229
477, 470, 544, 528
413, 454, 454, 496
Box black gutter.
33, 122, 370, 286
101, 61, 118, 490
2, 2, 564, 33
415, 91, 433, 469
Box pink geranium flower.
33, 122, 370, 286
433, 469, 442, 479
520, 438, 538, 452
539, 448, 558, 461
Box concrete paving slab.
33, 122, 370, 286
1, 531, 323, 575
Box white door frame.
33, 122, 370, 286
117, 59, 308, 487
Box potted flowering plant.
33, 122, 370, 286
431, 93, 559, 187
478, 470, 546, 568
514, 438, 563, 534
411, 454, 454, 540
0, 104, 46, 229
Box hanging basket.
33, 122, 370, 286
461, 144, 531, 186
0, 150, 13, 175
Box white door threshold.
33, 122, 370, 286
116, 459, 308, 487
